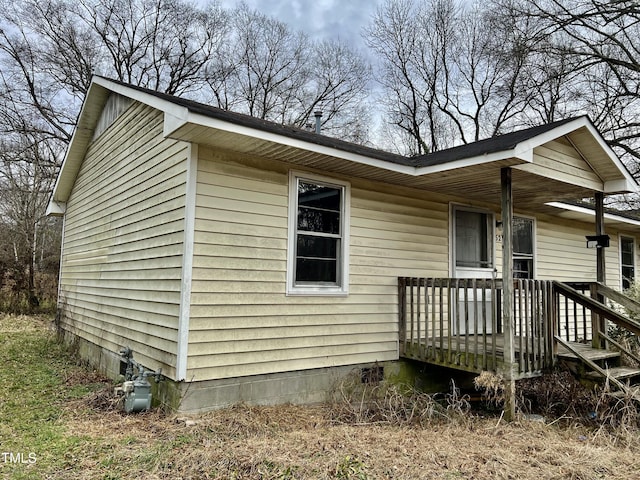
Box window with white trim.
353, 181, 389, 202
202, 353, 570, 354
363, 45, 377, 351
513, 216, 534, 279
621, 236, 635, 290
287, 172, 349, 295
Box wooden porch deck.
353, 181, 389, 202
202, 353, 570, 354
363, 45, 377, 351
402, 334, 553, 378
402, 333, 618, 379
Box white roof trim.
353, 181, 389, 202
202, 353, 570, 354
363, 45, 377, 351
45, 200, 66, 216
546, 201, 640, 227
48, 77, 638, 213
166, 110, 420, 176
166, 110, 534, 178
605, 178, 638, 194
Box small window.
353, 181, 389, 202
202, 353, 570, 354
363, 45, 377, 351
621, 236, 635, 290
287, 172, 349, 295
513, 217, 534, 279
455, 210, 492, 269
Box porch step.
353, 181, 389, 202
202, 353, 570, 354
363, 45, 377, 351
556, 342, 621, 362
584, 366, 640, 382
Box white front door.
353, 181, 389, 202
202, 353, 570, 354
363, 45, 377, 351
452, 207, 495, 334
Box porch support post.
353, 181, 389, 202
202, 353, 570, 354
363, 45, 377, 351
501, 167, 516, 421
593, 192, 606, 348
595, 192, 606, 284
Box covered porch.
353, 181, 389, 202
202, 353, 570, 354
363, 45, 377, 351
391, 118, 639, 417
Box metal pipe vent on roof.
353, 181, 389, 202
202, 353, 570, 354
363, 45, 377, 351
314, 111, 322, 134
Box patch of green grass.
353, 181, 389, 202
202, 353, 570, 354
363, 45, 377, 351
0, 316, 103, 478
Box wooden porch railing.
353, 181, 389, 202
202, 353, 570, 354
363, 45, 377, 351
555, 281, 640, 344
399, 278, 640, 379
398, 277, 554, 377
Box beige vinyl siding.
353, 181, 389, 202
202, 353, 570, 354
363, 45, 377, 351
516, 139, 603, 190
535, 217, 623, 290
188, 149, 450, 381
59, 103, 189, 379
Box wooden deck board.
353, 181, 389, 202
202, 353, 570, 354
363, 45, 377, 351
402, 334, 549, 377
556, 342, 620, 361
402, 335, 621, 378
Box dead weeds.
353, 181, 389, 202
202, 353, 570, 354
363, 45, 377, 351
55, 371, 640, 479
4, 313, 640, 479
59, 401, 640, 479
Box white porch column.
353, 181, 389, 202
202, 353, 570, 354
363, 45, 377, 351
501, 167, 516, 420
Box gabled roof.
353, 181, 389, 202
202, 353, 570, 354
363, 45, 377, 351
414, 118, 579, 167
47, 76, 638, 215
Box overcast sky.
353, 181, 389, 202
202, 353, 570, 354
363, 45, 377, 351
217, 0, 380, 54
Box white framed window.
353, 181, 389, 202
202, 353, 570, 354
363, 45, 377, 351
513, 216, 535, 279
451, 205, 495, 277
287, 171, 350, 295
621, 236, 635, 290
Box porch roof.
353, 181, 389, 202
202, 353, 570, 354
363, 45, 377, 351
48, 76, 638, 216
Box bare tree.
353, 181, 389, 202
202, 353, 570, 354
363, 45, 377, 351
365, 0, 542, 155
364, 0, 438, 155
0, 136, 61, 310
205, 3, 371, 139
517, 0, 640, 168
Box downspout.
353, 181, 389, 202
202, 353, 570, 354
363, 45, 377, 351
176, 143, 197, 381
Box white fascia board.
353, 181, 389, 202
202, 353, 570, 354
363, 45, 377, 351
45, 201, 66, 216
169, 111, 419, 176
546, 201, 640, 227
604, 177, 639, 194
93, 77, 189, 122
166, 111, 532, 178
521, 117, 589, 150
531, 116, 636, 190
49, 81, 107, 204
414, 149, 530, 176
581, 120, 635, 181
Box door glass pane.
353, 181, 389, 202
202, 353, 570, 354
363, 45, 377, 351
513, 217, 533, 255
513, 259, 533, 279
455, 210, 490, 268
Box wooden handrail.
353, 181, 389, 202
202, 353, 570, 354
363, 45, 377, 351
595, 282, 640, 317
598, 330, 640, 367
552, 281, 640, 337
554, 335, 627, 392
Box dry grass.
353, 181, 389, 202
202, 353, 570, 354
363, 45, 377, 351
60, 400, 640, 479
3, 313, 640, 479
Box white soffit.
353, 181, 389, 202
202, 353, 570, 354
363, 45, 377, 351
546, 201, 640, 230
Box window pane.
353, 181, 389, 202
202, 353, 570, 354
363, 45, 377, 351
295, 235, 339, 284
455, 211, 490, 268
297, 182, 341, 234
622, 237, 635, 289
513, 217, 533, 255
622, 237, 634, 265
297, 207, 340, 234
296, 258, 338, 283
513, 258, 533, 279
298, 182, 341, 210
297, 235, 337, 259
623, 266, 634, 290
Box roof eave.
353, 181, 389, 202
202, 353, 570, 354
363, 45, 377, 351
164, 111, 419, 176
